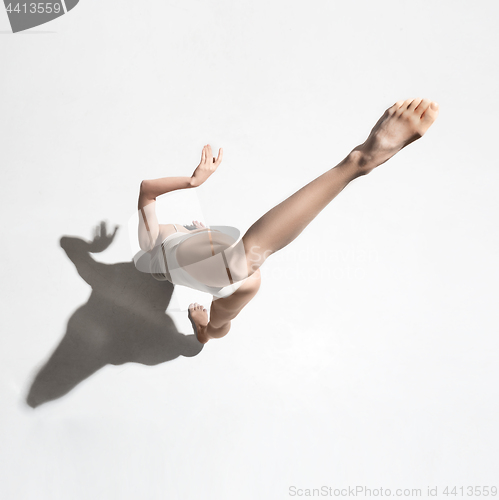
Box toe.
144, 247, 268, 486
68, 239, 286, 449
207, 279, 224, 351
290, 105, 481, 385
421, 101, 439, 128
388, 100, 405, 114
408, 98, 423, 112
414, 98, 431, 117
396, 99, 414, 115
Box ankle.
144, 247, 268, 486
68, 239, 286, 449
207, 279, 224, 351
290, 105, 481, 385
196, 323, 210, 344
335, 149, 375, 180
347, 147, 377, 176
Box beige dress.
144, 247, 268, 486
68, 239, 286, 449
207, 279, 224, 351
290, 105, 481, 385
149, 224, 250, 299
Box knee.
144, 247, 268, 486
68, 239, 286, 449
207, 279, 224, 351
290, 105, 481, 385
247, 268, 262, 291
224, 241, 252, 282
244, 240, 273, 277
237, 268, 261, 297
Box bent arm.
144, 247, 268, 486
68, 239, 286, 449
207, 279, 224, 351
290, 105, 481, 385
137, 177, 194, 252
138, 177, 194, 210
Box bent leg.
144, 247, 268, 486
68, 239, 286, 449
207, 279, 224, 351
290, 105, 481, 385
189, 269, 262, 343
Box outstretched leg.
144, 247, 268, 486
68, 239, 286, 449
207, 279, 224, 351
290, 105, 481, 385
187, 98, 439, 343
237, 98, 439, 276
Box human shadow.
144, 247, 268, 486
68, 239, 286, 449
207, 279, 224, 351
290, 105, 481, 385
26, 222, 203, 408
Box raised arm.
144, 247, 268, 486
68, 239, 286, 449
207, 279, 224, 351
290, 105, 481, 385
137, 178, 190, 253
137, 144, 223, 252
138, 176, 193, 211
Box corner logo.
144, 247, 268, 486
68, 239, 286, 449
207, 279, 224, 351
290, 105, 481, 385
3, 1, 79, 32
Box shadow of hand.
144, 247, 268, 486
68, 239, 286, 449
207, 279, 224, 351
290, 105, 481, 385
87, 220, 119, 253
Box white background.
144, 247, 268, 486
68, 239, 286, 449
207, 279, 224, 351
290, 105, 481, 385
1, 1, 498, 499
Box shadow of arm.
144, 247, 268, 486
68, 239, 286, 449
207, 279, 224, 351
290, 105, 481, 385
60, 236, 102, 287
60, 222, 118, 287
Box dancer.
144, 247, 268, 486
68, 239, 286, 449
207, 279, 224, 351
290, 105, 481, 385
137, 98, 439, 344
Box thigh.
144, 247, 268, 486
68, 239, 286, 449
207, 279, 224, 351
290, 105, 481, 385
209, 269, 262, 327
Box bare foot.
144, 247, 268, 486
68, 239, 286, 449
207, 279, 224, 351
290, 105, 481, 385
188, 303, 210, 344
353, 98, 440, 173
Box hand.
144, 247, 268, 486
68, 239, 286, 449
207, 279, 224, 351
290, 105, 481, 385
192, 220, 206, 230
190, 144, 223, 187
87, 221, 119, 253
